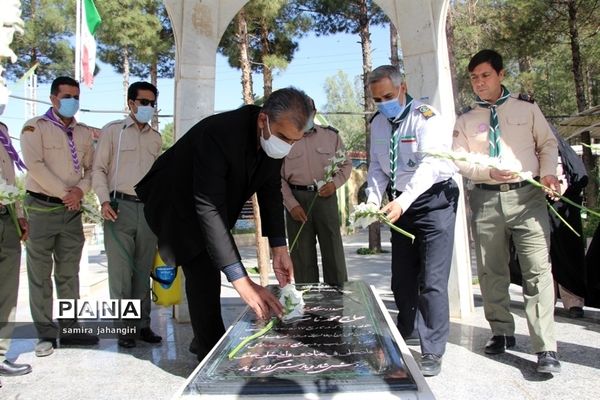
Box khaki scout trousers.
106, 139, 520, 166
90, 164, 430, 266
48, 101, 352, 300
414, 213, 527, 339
469, 184, 556, 353
285, 189, 347, 286
103, 200, 156, 330
0, 213, 21, 361
25, 196, 84, 339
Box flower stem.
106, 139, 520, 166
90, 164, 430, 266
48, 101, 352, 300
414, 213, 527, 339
546, 200, 580, 237
7, 204, 22, 238
289, 193, 319, 253
228, 318, 277, 360
524, 177, 600, 218
383, 218, 416, 242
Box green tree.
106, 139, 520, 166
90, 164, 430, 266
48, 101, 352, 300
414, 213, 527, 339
218, 0, 311, 97
4, 0, 74, 82
94, 0, 164, 111
322, 70, 365, 151
296, 0, 388, 252
160, 121, 174, 152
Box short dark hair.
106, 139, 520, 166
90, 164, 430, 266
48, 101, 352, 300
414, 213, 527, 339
468, 49, 503, 73
50, 76, 79, 95
128, 81, 159, 102
262, 87, 312, 131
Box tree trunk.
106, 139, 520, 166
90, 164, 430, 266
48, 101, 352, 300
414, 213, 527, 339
389, 22, 399, 68
150, 59, 159, 130
358, 0, 381, 252
236, 11, 269, 285
567, 0, 597, 208
122, 47, 130, 113
260, 21, 273, 98
237, 11, 253, 104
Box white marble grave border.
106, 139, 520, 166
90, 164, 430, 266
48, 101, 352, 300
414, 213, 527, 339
173, 285, 435, 400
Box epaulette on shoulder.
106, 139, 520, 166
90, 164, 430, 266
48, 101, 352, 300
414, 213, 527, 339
21, 125, 36, 134
369, 111, 380, 124
517, 93, 535, 103
417, 104, 435, 119
323, 125, 339, 134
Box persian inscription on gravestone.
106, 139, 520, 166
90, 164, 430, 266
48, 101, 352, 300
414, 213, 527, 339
184, 281, 417, 396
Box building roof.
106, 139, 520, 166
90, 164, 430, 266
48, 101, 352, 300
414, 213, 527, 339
556, 105, 600, 140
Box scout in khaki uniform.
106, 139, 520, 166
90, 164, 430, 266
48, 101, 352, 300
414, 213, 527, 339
281, 99, 351, 286
20, 76, 97, 357
453, 49, 561, 373
92, 81, 162, 348
0, 121, 32, 384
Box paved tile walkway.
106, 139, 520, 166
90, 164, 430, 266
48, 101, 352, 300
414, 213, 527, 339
1, 229, 599, 399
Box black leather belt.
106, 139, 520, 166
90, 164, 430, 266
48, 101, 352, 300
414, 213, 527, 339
474, 181, 530, 192
289, 184, 318, 192
0, 205, 8, 216
27, 191, 63, 204
111, 191, 141, 202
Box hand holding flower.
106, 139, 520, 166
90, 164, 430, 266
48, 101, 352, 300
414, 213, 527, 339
18, 218, 28, 241
381, 200, 404, 224
318, 181, 336, 197
289, 205, 307, 223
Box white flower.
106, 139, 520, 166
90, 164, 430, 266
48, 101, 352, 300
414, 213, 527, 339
279, 284, 305, 322
0, 178, 21, 204
349, 202, 381, 229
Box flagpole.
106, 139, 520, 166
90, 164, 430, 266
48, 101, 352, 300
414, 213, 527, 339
75, 0, 81, 82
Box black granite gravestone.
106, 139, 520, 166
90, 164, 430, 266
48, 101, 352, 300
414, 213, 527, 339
182, 281, 416, 396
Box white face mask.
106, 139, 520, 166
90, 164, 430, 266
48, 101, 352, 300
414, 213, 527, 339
259, 115, 293, 159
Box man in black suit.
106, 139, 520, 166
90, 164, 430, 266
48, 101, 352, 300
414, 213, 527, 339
135, 87, 312, 360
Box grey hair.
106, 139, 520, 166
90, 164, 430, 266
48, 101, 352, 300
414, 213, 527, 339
262, 87, 312, 131
368, 65, 404, 87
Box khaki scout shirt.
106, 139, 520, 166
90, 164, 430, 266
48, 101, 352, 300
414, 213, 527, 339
452, 95, 558, 184
20, 110, 95, 199
92, 116, 162, 204
281, 125, 352, 211
0, 122, 24, 217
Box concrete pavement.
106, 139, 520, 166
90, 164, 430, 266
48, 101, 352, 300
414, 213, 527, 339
1, 228, 599, 399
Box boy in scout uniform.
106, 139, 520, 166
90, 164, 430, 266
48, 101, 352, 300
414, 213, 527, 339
453, 49, 561, 373
92, 81, 162, 348
281, 99, 351, 286
20, 76, 97, 357
0, 121, 32, 384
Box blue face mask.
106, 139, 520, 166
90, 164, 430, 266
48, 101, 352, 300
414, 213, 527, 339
134, 105, 154, 124
375, 92, 404, 120
58, 98, 79, 118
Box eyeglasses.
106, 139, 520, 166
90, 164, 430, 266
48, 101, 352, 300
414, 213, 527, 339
136, 98, 156, 107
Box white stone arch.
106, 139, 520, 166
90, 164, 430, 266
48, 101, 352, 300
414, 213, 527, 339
164, 0, 455, 134
164, 0, 473, 319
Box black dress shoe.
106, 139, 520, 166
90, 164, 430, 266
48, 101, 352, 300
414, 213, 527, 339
118, 338, 136, 348
0, 360, 32, 376
484, 335, 516, 355
140, 327, 162, 343
568, 306, 584, 318
537, 351, 561, 373
420, 354, 442, 376
60, 332, 99, 346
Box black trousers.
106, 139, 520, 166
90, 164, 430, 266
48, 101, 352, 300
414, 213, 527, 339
391, 179, 458, 357
181, 252, 225, 361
